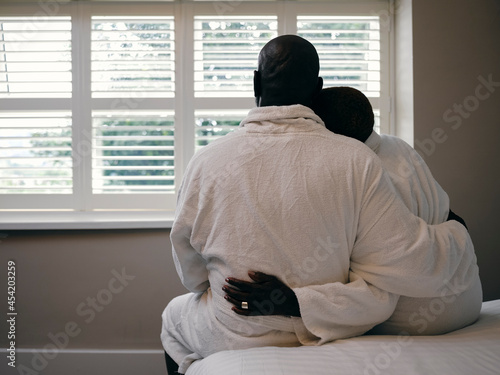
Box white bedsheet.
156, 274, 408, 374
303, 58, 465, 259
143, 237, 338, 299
186, 299, 500, 375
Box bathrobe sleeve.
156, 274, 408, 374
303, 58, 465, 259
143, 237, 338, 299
350, 161, 476, 299
293, 272, 400, 345
169, 166, 210, 294
293, 158, 477, 345
379, 135, 450, 225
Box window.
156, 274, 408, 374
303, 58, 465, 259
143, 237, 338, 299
0, 1, 391, 215
90, 16, 176, 208
91, 110, 175, 194
0, 111, 72, 194
194, 15, 277, 97
297, 15, 383, 133
1, 15, 73, 209
193, 14, 278, 150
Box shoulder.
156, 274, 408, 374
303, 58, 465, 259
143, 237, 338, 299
379, 134, 424, 161
318, 132, 388, 187
379, 134, 412, 149
189, 128, 244, 164
322, 130, 378, 156
329, 132, 382, 168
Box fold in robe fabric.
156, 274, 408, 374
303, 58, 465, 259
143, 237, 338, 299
161, 105, 478, 373
363, 131, 482, 335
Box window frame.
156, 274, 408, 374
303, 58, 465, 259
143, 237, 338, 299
87, 3, 178, 210
0, 1, 393, 228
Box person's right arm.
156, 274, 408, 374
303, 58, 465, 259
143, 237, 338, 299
349, 165, 477, 299
293, 156, 477, 344
223, 269, 400, 345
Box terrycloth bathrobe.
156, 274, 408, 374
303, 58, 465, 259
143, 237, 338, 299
364, 131, 482, 335
161, 105, 478, 373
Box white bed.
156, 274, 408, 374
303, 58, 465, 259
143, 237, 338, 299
186, 299, 500, 375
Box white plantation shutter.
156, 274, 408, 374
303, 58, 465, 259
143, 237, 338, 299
90, 16, 176, 199
0, 16, 72, 201
192, 15, 277, 149
0, 2, 391, 215
298, 16, 380, 96
0, 17, 72, 98
0, 112, 72, 194
297, 15, 386, 134
194, 16, 277, 97
92, 111, 174, 193
91, 16, 174, 98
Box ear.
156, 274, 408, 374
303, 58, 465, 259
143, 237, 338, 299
315, 77, 323, 95
311, 77, 323, 103
253, 70, 262, 106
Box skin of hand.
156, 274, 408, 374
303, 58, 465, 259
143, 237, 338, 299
222, 271, 301, 317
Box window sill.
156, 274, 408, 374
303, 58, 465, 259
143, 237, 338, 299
0, 211, 175, 230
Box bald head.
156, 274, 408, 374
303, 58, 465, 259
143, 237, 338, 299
254, 35, 322, 107
312, 87, 374, 143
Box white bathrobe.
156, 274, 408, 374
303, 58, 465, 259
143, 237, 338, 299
161, 105, 478, 373
364, 131, 482, 335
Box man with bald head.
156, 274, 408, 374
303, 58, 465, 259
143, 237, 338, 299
253, 34, 322, 107
160, 35, 477, 374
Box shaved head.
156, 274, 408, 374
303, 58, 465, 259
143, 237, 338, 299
312, 86, 374, 143
254, 35, 322, 107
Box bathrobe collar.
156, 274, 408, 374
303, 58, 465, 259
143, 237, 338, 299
239, 104, 325, 133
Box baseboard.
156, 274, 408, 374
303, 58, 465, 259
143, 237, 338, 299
2, 348, 166, 375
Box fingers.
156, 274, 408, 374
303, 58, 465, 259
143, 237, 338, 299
248, 271, 276, 282
224, 294, 252, 316
222, 284, 249, 301
223, 285, 254, 316
231, 306, 252, 316
225, 277, 258, 292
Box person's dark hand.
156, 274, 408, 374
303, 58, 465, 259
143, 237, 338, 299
222, 271, 301, 317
